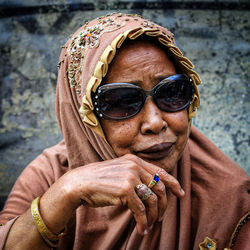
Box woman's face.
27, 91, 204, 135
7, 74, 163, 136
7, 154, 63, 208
100, 40, 190, 172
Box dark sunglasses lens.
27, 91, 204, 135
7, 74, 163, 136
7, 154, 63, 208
155, 79, 192, 112
100, 87, 143, 118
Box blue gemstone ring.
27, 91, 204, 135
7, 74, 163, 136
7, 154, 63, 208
147, 173, 160, 189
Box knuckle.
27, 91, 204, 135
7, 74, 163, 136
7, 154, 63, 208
124, 171, 137, 182
137, 203, 146, 215
155, 183, 166, 196
157, 168, 167, 177
157, 169, 180, 188
148, 194, 158, 204
169, 178, 180, 188
123, 153, 137, 161
126, 161, 138, 172
123, 154, 142, 166
121, 181, 133, 194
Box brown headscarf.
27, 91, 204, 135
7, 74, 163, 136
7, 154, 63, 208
1, 13, 249, 250
54, 13, 249, 249
56, 12, 201, 168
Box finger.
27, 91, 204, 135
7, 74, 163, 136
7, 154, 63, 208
157, 168, 185, 198
133, 170, 166, 224
143, 192, 158, 227
150, 181, 168, 221
140, 173, 167, 222
126, 191, 148, 235
128, 155, 184, 198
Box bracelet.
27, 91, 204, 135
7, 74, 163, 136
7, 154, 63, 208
31, 197, 65, 247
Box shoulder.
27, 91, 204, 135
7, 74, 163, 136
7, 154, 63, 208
187, 127, 250, 249
0, 141, 68, 223
188, 126, 249, 207
23, 140, 68, 181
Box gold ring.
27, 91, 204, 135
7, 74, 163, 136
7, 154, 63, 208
135, 184, 153, 200
147, 173, 160, 189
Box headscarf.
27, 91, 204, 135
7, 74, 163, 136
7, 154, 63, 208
54, 15, 249, 249
56, 12, 201, 168
1, 13, 249, 250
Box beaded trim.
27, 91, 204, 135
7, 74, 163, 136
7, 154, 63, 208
58, 13, 201, 140
67, 15, 125, 95
228, 211, 250, 249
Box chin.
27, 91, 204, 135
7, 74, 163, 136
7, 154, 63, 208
144, 157, 177, 173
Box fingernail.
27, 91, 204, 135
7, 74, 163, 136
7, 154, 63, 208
180, 188, 185, 195
144, 229, 148, 235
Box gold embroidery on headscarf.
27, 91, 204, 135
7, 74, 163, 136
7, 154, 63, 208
76, 13, 201, 141
114, 33, 126, 48
126, 27, 144, 39
67, 16, 125, 95
158, 36, 172, 45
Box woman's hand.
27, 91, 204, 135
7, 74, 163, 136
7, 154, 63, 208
4, 154, 185, 249
39, 154, 184, 236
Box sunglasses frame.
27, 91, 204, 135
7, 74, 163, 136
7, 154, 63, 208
92, 74, 194, 120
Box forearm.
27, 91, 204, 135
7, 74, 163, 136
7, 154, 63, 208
3, 154, 184, 248
4, 180, 76, 250
4, 210, 50, 250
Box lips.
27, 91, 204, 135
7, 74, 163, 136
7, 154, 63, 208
137, 142, 175, 160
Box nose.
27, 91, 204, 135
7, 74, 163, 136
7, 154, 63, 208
140, 97, 167, 134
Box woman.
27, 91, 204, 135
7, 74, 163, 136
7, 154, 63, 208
0, 13, 249, 250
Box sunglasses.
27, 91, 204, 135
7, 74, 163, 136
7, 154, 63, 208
92, 74, 193, 120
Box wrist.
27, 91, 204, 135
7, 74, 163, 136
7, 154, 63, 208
38, 179, 76, 235
31, 197, 66, 247
60, 168, 90, 208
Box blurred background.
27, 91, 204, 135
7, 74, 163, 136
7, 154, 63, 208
0, 0, 249, 209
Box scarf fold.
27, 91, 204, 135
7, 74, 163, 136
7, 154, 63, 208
1, 12, 249, 250
53, 13, 249, 249
53, 127, 249, 249
55, 12, 201, 169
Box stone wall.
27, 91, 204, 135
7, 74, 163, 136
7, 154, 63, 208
0, 0, 249, 208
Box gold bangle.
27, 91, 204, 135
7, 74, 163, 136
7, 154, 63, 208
31, 197, 65, 247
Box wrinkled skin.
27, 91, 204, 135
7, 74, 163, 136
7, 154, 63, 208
101, 40, 190, 173
5, 40, 189, 249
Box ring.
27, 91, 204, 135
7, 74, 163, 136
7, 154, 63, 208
135, 184, 153, 201
147, 173, 160, 189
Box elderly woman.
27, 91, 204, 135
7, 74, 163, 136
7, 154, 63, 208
0, 13, 249, 250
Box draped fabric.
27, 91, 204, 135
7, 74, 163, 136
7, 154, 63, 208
55, 12, 201, 165
1, 13, 249, 250
1, 128, 249, 249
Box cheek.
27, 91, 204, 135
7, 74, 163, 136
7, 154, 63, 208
165, 111, 190, 146
166, 110, 189, 132
101, 120, 139, 156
